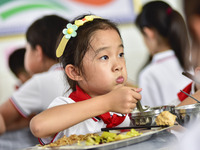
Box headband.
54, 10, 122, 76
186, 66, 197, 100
56, 15, 101, 58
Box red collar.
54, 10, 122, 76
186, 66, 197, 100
69, 85, 126, 128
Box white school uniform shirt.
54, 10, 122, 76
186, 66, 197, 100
40, 96, 130, 145
138, 50, 191, 107
10, 63, 70, 118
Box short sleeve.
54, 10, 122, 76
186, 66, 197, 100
10, 70, 69, 118
10, 76, 42, 118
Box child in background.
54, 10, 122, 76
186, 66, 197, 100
30, 14, 142, 145
0, 15, 70, 150
171, 1, 200, 150
175, 0, 200, 107
135, 1, 191, 107
8, 48, 31, 89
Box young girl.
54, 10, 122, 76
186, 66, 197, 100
176, 0, 200, 107
171, 1, 200, 150
0, 15, 69, 149
135, 1, 191, 107
30, 14, 142, 144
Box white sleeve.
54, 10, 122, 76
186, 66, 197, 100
47, 96, 75, 109
10, 75, 42, 118
10, 70, 69, 118
39, 97, 75, 145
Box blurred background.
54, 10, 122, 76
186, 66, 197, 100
0, 0, 183, 104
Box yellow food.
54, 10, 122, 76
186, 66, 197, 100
156, 111, 176, 126
41, 129, 142, 147
86, 129, 142, 145
41, 133, 96, 148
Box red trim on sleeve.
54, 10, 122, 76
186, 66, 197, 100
38, 138, 45, 145
9, 98, 28, 118
51, 132, 59, 143
38, 132, 59, 146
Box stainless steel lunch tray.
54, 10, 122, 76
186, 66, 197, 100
130, 105, 175, 126
24, 126, 173, 150
175, 103, 200, 127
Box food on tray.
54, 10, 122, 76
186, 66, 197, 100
86, 129, 142, 145
41, 133, 97, 147
155, 111, 176, 126
41, 129, 142, 147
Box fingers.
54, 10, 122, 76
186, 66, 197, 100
131, 88, 142, 93
130, 89, 142, 101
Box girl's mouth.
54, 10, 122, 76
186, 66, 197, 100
116, 76, 124, 84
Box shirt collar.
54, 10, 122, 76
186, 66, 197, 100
48, 63, 63, 72
151, 50, 175, 63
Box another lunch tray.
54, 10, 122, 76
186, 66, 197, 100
24, 126, 173, 150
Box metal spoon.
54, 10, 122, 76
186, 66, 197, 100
136, 101, 149, 112
127, 79, 149, 112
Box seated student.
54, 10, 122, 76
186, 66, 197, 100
176, 0, 200, 107
8, 47, 31, 89
0, 48, 33, 149
29, 14, 142, 145
135, 1, 191, 107
0, 15, 70, 150
172, 1, 200, 150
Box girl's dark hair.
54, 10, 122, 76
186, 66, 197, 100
59, 14, 122, 91
135, 1, 189, 70
26, 15, 69, 60
9, 48, 26, 77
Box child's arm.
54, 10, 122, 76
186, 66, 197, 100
0, 114, 6, 134
0, 100, 31, 132
177, 90, 200, 106
30, 86, 141, 138
178, 68, 200, 107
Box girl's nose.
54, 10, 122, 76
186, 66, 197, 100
112, 61, 123, 72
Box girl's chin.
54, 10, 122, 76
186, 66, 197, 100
114, 84, 124, 89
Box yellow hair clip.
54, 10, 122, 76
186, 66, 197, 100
56, 15, 101, 58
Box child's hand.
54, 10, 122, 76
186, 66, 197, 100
105, 86, 142, 114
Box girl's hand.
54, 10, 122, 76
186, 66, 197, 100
105, 86, 142, 114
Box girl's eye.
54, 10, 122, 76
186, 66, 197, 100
100, 55, 109, 60
119, 52, 124, 57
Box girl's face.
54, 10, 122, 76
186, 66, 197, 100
78, 29, 127, 97
25, 42, 43, 75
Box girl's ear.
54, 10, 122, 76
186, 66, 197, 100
143, 27, 155, 39
190, 15, 200, 42
65, 64, 83, 81
194, 67, 200, 91
194, 66, 200, 76
35, 45, 43, 61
